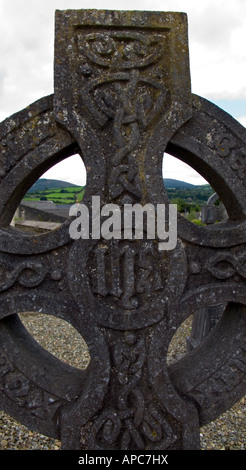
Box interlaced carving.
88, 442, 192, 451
82, 66, 165, 202
207, 127, 246, 180
0, 9, 245, 450
88, 330, 178, 450
0, 350, 65, 422
81, 31, 163, 69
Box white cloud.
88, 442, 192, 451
163, 154, 208, 186
43, 154, 87, 186
238, 116, 246, 127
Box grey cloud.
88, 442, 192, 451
0, 68, 6, 97
191, 8, 241, 48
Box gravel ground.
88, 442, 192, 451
0, 313, 245, 450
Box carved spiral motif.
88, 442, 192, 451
80, 32, 163, 69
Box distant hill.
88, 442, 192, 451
163, 178, 196, 189
28, 177, 204, 193
28, 179, 81, 192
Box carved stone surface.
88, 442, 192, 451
0, 9, 245, 450
187, 193, 228, 351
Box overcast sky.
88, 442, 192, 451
0, 0, 246, 186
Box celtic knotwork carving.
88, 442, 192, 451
83, 73, 165, 128
82, 70, 165, 201
206, 250, 246, 280
0, 9, 245, 451
0, 261, 48, 292
87, 330, 178, 450
0, 349, 65, 425
207, 129, 246, 181
80, 31, 163, 69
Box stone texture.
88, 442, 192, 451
0, 9, 245, 451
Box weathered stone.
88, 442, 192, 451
0, 9, 245, 450
187, 193, 228, 352
201, 192, 228, 225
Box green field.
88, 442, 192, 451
24, 186, 85, 204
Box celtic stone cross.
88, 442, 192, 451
0, 9, 245, 450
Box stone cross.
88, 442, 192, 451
0, 9, 245, 450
